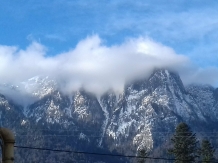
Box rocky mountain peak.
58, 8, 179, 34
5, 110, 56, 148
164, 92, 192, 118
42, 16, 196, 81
0, 69, 218, 162
21, 76, 58, 99
148, 69, 186, 94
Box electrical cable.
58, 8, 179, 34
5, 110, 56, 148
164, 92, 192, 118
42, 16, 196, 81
14, 145, 218, 162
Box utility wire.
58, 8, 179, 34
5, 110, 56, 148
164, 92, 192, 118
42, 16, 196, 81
14, 145, 218, 162
13, 145, 175, 160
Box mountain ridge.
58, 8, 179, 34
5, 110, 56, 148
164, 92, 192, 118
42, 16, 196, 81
0, 69, 218, 162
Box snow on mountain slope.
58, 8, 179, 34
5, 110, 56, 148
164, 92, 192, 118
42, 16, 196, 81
98, 98, 109, 146
0, 94, 25, 129
103, 69, 212, 153
14, 69, 218, 153
0, 76, 58, 108
27, 90, 72, 126
21, 76, 57, 99
98, 91, 117, 146
1, 69, 218, 162
186, 84, 218, 121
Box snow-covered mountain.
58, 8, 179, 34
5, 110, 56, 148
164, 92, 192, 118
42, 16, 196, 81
0, 69, 218, 162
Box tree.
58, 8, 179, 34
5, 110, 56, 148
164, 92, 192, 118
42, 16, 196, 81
136, 148, 147, 163
199, 139, 215, 163
168, 122, 198, 163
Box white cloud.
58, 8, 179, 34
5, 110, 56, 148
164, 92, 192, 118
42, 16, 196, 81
0, 35, 217, 102
180, 66, 218, 87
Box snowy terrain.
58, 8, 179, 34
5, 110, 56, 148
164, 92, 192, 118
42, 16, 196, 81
0, 69, 218, 162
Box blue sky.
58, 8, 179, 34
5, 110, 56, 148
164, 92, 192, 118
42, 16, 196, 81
0, 0, 218, 92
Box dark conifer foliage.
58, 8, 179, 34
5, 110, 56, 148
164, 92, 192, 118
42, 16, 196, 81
168, 122, 198, 163
199, 139, 215, 163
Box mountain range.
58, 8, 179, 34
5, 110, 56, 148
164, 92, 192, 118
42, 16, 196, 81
0, 69, 218, 163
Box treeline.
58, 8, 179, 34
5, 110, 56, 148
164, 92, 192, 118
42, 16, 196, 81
137, 122, 216, 163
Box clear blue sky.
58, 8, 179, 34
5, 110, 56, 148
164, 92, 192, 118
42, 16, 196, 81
0, 0, 218, 87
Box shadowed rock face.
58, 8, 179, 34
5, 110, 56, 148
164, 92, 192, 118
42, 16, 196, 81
1, 69, 218, 162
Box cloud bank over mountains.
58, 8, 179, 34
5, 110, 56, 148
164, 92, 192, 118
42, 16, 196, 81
0, 35, 217, 98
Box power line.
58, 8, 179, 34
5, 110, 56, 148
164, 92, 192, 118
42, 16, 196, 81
14, 145, 218, 162
13, 145, 174, 160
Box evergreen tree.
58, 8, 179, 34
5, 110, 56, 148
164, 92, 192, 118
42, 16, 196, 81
168, 122, 198, 163
199, 139, 215, 163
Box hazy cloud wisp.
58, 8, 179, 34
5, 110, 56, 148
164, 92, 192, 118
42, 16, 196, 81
0, 35, 217, 103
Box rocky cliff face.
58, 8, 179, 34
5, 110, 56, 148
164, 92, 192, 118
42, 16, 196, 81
0, 69, 218, 162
